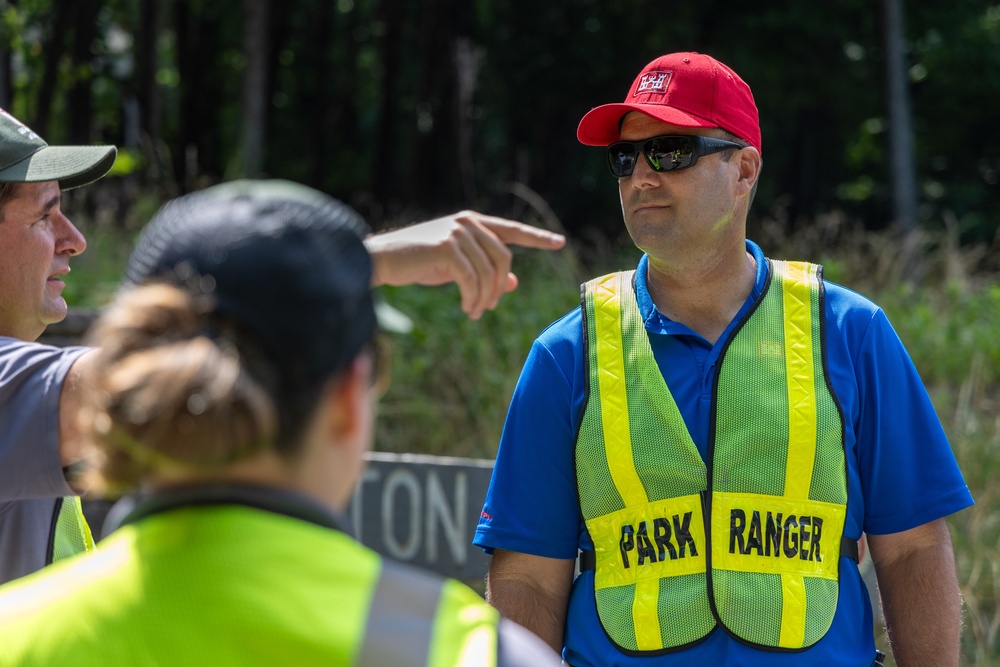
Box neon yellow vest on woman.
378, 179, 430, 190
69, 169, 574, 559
576, 260, 849, 654
0, 498, 498, 666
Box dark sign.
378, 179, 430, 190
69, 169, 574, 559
347, 452, 494, 581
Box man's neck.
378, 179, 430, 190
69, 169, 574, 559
645, 241, 757, 345
0, 314, 46, 341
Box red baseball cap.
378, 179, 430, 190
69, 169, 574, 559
577, 52, 762, 154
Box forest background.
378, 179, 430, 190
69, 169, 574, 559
2, 0, 999, 664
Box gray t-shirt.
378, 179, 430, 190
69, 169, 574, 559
0, 337, 89, 584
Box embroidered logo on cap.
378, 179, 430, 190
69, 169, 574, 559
0, 108, 39, 141
634, 71, 672, 97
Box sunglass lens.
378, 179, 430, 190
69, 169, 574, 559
645, 136, 695, 172
608, 143, 637, 177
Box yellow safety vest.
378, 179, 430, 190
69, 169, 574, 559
49, 495, 95, 563
0, 490, 499, 666
576, 261, 850, 654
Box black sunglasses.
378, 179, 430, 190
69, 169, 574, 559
607, 134, 745, 178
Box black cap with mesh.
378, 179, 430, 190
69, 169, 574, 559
123, 179, 377, 395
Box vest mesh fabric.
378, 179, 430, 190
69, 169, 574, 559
712, 260, 847, 648
578, 272, 715, 652
50, 496, 95, 563
576, 263, 848, 655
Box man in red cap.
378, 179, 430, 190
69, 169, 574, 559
474, 52, 971, 667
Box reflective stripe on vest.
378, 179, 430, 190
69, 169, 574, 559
576, 261, 847, 654
49, 496, 96, 564
358, 559, 500, 667
709, 259, 847, 649
578, 270, 713, 653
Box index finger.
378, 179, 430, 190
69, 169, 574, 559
474, 215, 567, 250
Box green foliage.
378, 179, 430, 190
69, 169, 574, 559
880, 276, 1000, 667
876, 280, 1000, 666
3, 0, 998, 241
947, 376, 1000, 667
374, 240, 586, 459
906, 2, 1000, 242
372, 209, 639, 458
60, 224, 133, 308
880, 282, 1000, 388
106, 147, 143, 177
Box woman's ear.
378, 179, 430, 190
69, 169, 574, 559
294, 354, 376, 513
320, 355, 374, 446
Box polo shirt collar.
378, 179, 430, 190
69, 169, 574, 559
635, 239, 768, 337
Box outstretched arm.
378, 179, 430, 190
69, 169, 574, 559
59, 349, 97, 487
365, 211, 565, 320
486, 549, 575, 654
867, 518, 963, 667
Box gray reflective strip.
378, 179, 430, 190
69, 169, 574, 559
496, 618, 564, 667
356, 560, 445, 666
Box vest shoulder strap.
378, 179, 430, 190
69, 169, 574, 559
357, 560, 499, 667
357, 560, 444, 665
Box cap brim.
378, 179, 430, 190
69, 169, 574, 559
0, 145, 117, 190
374, 299, 413, 335
577, 103, 719, 146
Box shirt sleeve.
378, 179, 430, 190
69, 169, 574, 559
473, 312, 585, 559
0, 338, 90, 500
854, 310, 974, 535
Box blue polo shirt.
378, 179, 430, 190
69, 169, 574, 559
474, 240, 973, 667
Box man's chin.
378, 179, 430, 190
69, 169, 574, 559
41, 300, 70, 326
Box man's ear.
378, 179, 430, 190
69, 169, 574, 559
736, 146, 762, 197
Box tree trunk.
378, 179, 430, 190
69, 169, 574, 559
174, 0, 217, 193
174, 0, 194, 191
263, 0, 289, 177
66, 0, 102, 144
371, 0, 405, 210
408, 0, 451, 210
136, 0, 163, 152
34, 0, 74, 136
331, 4, 361, 185
882, 0, 921, 279
0, 46, 6, 109
305, 0, 334, 189
453, 36, 481, 204
239, 0, 269, 178
0, 0, 15, 108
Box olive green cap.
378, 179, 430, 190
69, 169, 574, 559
0, 108, 116, 190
